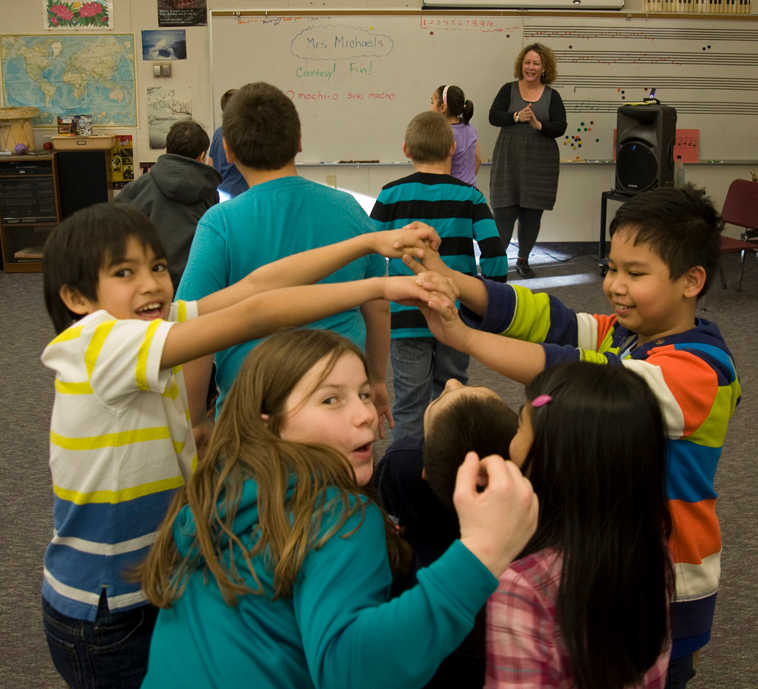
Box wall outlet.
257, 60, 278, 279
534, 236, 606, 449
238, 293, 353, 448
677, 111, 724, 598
153, 63, 171, 77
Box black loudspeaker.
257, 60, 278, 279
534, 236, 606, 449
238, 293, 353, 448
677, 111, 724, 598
615, 103, 677, 194
55, 151, 112, 219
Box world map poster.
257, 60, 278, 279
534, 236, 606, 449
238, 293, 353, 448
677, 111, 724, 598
0, 34, 136, 126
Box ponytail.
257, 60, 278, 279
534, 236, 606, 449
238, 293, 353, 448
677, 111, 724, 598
461, 99, 474, 124
438, 84, 473, 124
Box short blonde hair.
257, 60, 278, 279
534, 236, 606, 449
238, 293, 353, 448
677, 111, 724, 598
404, 111, 454, 164
514, 43, 558, 84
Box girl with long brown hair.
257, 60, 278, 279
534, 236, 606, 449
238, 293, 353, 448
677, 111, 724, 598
140, 329, 538, 689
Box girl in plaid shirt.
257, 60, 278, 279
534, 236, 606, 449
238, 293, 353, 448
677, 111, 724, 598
486, 362, 674, 689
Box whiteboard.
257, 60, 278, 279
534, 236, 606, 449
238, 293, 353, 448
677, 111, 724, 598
210, 12, 758, 163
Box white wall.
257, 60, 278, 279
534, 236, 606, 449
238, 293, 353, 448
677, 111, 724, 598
2, 0, 753, 241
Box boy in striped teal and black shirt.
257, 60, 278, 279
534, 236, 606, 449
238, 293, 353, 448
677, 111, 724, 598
371, 110, 507, 441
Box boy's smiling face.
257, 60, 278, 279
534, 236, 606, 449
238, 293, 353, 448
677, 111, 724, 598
603, 225, 703, 345
62, 236, 173, 322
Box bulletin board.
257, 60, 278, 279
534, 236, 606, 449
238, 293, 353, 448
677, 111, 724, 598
209, 11, 758, 163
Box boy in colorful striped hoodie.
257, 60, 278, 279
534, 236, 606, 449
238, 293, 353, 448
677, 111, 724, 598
408, 184, 740, 689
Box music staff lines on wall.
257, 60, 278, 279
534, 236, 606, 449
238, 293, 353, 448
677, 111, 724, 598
564, 100, 758, 114
526, 25, 758, 41
555, 51, 758, 65
556, 75, 758, 90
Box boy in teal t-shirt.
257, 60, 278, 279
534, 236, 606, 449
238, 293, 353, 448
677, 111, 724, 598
178, 82, 390, 427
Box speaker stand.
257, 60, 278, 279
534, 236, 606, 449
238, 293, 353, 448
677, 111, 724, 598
599, 189, 636, 271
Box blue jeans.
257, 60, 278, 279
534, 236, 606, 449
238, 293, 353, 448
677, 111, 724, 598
391, 338, 469, 442
665, 653, 696, 689
42, 591, 158, 689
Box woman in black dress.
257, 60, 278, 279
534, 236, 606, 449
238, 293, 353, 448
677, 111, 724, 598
489, 43, 567, 278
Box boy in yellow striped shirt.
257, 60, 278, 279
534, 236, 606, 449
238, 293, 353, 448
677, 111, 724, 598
39, 201, 440, 689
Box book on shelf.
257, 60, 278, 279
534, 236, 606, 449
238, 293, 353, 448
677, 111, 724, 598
13, 247, 43, 261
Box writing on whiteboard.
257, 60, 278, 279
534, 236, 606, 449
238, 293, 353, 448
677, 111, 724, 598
296, 64, 337, 79
285, 89, 396, 102
291, 25, 394, 61
419, 16, 512, 32
295, 61, 374, 79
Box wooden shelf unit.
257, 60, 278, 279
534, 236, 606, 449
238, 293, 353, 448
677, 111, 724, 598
0, 154, 60, 273
1, 149, 114, 272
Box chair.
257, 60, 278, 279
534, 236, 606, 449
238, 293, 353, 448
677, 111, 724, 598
719, 179, 758, 291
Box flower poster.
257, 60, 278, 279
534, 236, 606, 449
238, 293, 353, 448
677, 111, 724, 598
45, 1, 114, 30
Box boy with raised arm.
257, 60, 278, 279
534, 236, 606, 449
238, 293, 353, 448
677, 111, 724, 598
409, 185, 741, 689
39, 201, 441, 689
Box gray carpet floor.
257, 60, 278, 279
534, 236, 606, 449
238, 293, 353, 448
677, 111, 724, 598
1, 246, 756, 688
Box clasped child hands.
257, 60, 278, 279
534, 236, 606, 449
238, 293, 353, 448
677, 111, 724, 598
373, 221, 442, 260
380, 275, 454, 313
400, 250, 472, 353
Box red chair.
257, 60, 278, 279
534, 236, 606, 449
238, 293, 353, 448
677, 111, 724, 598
719, 179, 758, 291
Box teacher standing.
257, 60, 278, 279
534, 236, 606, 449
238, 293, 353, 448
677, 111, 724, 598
489, 43, 567, 279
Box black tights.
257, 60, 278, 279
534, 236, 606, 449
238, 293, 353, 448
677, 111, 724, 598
493, 206, 544, 262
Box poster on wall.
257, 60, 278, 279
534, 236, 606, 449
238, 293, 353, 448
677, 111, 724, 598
147, 85, 191, 149
141, 30, 187, 60
1, 34, 136, 126
157, 0, 207, 27
111, 135, 134, 189
45, 1, 114, 30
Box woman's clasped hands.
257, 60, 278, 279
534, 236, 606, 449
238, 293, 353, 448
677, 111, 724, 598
518, 104, 541, 130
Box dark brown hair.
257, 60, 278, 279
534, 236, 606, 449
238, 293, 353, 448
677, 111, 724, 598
43, 202, 165, 333
434, 84, 474, 125
220, 88, 238, 111
423, 393, 518, 509
165, 119, 210, 159
609, 183, 722, 297
222, 82, 300, 170
519, 362, 673, 689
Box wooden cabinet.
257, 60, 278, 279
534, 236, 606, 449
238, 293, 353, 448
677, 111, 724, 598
0, 149, 113, 272
0, 154, 60, 272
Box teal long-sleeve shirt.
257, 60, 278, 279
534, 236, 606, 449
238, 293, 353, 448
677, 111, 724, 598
141, 480, 497, 689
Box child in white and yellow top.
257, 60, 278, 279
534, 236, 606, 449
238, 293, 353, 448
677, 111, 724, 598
39, 201, 441, 689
